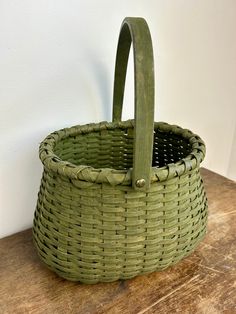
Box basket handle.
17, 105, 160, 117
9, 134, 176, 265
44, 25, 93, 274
112, 17, 155, 191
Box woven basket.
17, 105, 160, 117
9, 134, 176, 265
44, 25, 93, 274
33, 17, 208, 284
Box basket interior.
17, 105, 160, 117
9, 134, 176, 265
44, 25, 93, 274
54, 129, 191, 170
53, 126, 192, 171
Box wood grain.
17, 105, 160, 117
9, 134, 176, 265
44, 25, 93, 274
0, 168, 236, 314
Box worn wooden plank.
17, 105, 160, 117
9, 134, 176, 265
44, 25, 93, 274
0, 168, 236, 314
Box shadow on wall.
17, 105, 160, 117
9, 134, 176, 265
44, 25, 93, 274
227, 123, 236, 181
1, 134, 42, 238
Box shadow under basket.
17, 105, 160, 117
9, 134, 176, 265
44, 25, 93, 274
33, 17, 208, 284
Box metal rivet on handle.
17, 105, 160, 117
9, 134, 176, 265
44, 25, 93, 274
135, 178, 146, 188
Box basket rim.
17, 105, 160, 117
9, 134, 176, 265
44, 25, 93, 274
39, 119, 206, 185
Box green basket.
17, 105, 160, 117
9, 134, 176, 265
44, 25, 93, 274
33, 17, 208, 284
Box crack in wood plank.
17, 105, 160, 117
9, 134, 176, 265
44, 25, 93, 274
210, 210, 236, 218
185, 260, 225, 275
137, 275, 200, 314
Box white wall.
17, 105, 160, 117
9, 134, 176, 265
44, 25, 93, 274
1, 0, 236, 238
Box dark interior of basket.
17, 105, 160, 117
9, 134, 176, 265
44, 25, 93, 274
54, 126, 192, 170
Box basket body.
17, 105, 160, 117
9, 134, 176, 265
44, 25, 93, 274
33, 121, 208, 283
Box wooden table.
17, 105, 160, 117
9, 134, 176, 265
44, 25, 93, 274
1, 169, 236, 313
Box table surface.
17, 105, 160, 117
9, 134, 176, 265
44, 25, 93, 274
1, 168, 236, 314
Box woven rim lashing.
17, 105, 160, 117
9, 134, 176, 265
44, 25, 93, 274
39, 119, 206, 187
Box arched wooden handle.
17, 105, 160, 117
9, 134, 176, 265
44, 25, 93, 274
112, 17, 155, 191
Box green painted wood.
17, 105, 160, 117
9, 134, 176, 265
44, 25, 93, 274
33, 17, 208, 284
112, 17, 155, 191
